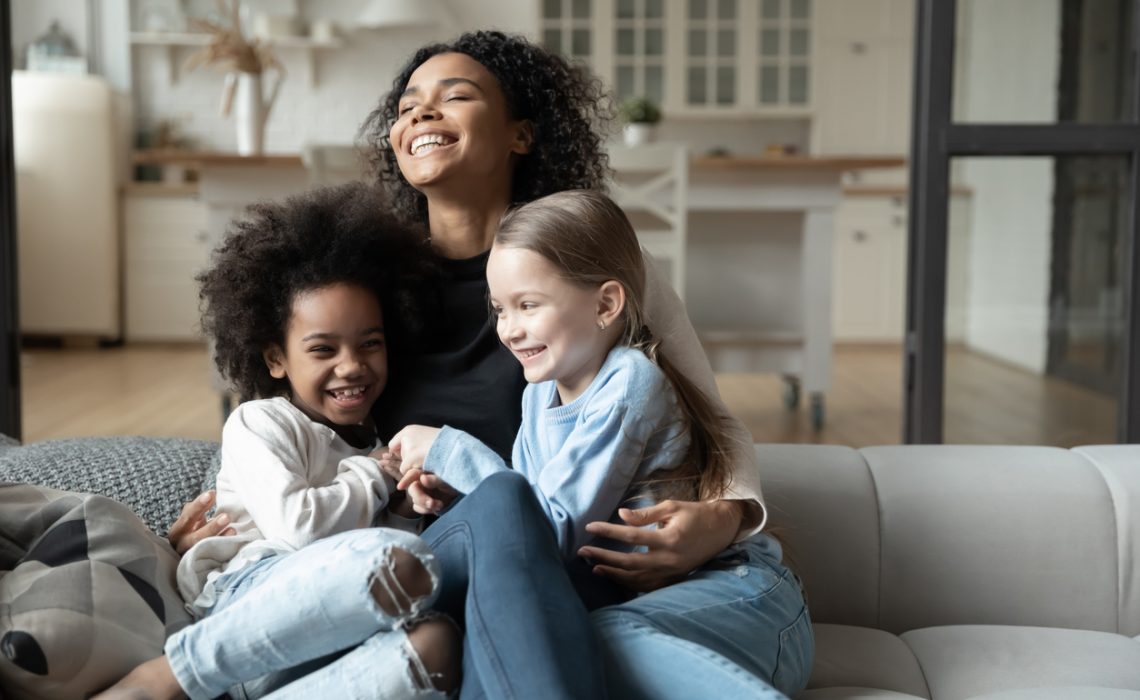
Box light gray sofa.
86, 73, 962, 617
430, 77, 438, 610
2, 436, 1138, 699
759, 444, 1140, 700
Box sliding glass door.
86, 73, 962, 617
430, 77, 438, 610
906, 0, 1140, 444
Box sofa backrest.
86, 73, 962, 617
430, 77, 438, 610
757, 444, 1140, 636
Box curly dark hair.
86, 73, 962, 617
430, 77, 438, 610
359, 30, 614, 225
197, 182, 435, 402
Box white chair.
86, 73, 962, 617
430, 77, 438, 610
606, 143, 689, 301
300, 143, 367, 187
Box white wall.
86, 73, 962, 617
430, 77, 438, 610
130, 0, 539, 153
955, 0, 1060, 374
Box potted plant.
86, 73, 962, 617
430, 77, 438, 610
618, 96, 662, 146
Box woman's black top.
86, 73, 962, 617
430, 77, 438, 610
374, 251, 526, 461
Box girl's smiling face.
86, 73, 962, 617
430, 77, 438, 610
487, 244, 623, 405
389, 52, 532, 193
264, 283, 388, 430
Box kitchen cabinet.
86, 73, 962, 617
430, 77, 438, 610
832, 192, 908, 341
540, 0, 813, 115
124, 186, 210, 341
811, 0, 913, 155
832, 188, 974, 343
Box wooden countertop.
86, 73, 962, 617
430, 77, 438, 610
135, 149, 904, 172
132, 149, 304, 168
692, 155, 906, 171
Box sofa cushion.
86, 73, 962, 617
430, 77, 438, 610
806, 624, 930, 698
968, 689, 1140, 700
862, 446, 1118, 634
1075, 445, 1140, 638
757, 445, 881, 629
901, 625, 1140, 700
0, 436, 219, 536
800, 689, 927, 700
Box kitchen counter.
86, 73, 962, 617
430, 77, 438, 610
132, 149, 304, 168
692, 155, 905, 171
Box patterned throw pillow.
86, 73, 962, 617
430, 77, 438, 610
0, 484, 192, 699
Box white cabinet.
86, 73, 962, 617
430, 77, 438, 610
832, 193, 908, 341
833, 188, 974, 343
540, 0, 813, 115
124, 187, 210, 341
811, 0, 913, 155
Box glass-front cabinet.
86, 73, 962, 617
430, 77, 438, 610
540, 0, 813, 115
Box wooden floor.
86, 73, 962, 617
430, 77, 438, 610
16, 343, 1117, 447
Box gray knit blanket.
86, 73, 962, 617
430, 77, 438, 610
0, 434, 221, 537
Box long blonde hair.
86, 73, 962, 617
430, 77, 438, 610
496, 189, 732, 502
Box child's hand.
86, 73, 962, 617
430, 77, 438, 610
387, 425, 442, 475
397, 468, 458, 515
371, 447, 403, 481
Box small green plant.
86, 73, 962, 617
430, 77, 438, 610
618, 96, 662, 124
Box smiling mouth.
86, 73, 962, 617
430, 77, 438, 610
328, 386, 369, 405
410, 134, 457, 156
515, 347, 546, 362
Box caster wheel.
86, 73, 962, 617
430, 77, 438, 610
810, 394, 825, 430
782, 377, 801, 410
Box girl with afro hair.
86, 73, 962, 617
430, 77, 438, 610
101, 184, 460, 700
174, 31, 813, 700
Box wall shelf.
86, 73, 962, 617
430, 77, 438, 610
129, 32, 344, 86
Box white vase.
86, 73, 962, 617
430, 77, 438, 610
234, 73, 265, 156
623, 123, 656, 146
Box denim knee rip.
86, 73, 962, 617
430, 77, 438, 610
363, 540, 442, 628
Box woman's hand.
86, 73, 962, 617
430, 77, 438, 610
577, 499, 744, 592
167, 491, 237, 555
385, 425, 442, 475
397, 468, 458, 515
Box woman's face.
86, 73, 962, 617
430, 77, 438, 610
389, 52, 531, 194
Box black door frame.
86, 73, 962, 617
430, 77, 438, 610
905, 0, 1140, 443
0, 0, 21, 440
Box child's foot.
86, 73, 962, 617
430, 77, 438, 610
92, 656, 185, 700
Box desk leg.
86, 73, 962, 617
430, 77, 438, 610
802, 208, 834, 399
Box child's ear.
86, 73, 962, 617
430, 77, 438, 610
597, 280, 626, 329
510, 120, 534, 155
263, 345, 287, 379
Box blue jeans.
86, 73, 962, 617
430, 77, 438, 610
593, 534, 814, 699
164, 528, 445, 700
420, 471, 607, 700
425, 472, 812, 700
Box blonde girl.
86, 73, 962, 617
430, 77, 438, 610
383, 189, 734, 587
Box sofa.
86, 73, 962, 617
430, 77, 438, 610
759, 443, 1140, 700
1, 435, 1139, 699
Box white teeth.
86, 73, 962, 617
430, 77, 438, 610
411, 134, 454, 155
332, 387, 366, 399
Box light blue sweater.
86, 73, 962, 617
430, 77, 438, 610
425, 345, 691, 559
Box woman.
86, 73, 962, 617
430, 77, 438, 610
174, 30, 812, 699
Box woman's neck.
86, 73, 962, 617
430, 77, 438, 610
424, 188, 511, 260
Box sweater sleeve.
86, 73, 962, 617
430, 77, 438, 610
527, 401, 658, 559
423, 425, 511, 495
642, 249, 768, 537
221, 403, 392, 550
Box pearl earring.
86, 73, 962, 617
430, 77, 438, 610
597, 320, 607, 331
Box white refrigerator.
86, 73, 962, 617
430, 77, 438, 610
12, 71, 119, 339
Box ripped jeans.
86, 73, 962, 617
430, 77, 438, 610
164, 528, 444, 700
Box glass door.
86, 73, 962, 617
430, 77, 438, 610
905, 0, 1140, 444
